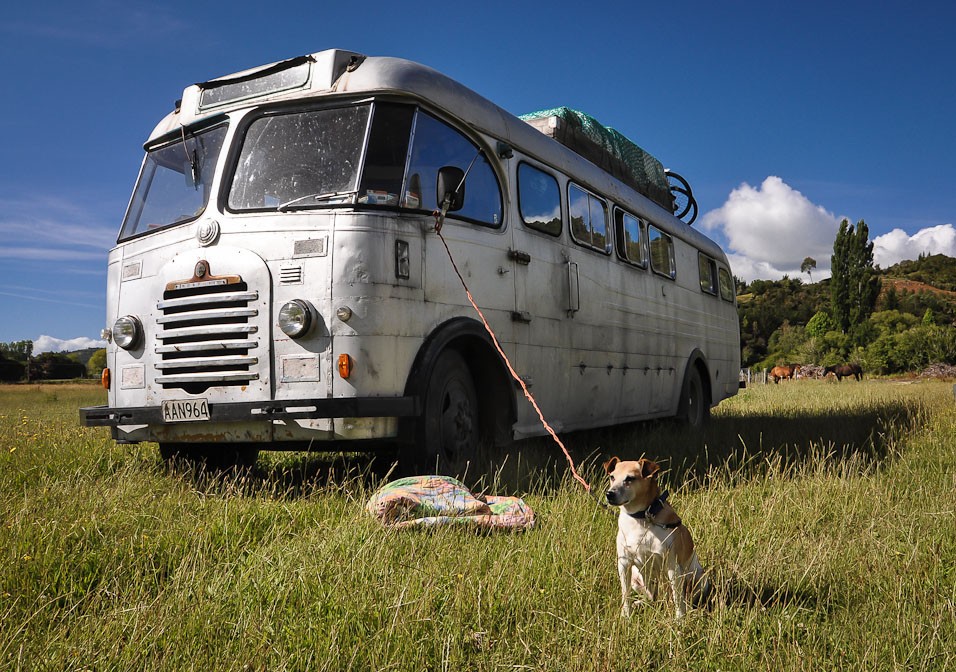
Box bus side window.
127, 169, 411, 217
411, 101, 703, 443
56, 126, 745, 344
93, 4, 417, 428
698, 253, 718, 295
358, 103, 415, 206
648, 225, 676, 279
517, 162, 561, 235
403, 111, 503, 227
615, 209, 646, 267
569, 183, 609, 253
718, 266, 735, 302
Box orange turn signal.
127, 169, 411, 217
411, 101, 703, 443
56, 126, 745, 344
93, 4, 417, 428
101, 368, 111, 390
337, 354, 353, 380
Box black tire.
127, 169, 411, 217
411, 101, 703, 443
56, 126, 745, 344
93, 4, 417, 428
666, 169, 692, 194
666, 170, 699, 225
671, 186, 693, 220
159, 443, 259, 471
678, 365, 710, 429
671, 187, 698, 225
417, 350, 480, 478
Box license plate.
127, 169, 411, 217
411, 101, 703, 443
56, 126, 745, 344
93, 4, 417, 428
161, 398, 210, 423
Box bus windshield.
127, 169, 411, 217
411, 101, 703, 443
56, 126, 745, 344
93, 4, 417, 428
119, 123, 228, 241
228, 104, 371, 211
227, 101, 503, 226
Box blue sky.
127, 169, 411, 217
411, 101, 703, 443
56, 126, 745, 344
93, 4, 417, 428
2, 1, 954, 351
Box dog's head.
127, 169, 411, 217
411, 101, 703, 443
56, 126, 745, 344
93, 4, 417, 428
604, 457, 661, 507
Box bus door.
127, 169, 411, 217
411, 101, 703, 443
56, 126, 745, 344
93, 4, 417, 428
646, 224, 681, 414
509, 162, 572, 436
560, 184, 619, 427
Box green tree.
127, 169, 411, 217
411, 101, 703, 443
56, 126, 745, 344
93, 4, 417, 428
0, 353, 25, 382
87, 349, 108, 378
801, 256, 817, 283
830, 219, 881, 334
0, 340, 33, 361
805, 311, 834, 339
29, 353, 86, 381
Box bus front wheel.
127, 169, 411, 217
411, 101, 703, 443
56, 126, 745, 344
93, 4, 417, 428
417, 349, 480, 478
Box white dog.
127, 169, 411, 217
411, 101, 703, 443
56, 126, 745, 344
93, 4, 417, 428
604, 457, 710, 618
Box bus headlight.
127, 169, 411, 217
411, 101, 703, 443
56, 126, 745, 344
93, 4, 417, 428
278, 299, 315, 339
112, 315, 143, 350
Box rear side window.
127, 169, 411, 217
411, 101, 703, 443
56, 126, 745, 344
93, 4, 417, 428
569, 183, 609, 253
648, 225, 676, 279
517, 163, 561, 235
615, 209, 646, 267
699, 253, 718, 295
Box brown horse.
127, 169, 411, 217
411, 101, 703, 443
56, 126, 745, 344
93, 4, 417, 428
769, 364, 801, 384
824, 364, 863, 381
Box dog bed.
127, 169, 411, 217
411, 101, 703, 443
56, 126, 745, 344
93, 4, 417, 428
366, 475, 535, 531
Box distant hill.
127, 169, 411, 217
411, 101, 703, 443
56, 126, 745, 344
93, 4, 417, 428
882, 253, 956, 291
878, 254, 956, 324
737, 254, 956, 368
880, 276, 956, 302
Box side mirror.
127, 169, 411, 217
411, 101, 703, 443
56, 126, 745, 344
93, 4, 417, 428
436, 166, 465, 212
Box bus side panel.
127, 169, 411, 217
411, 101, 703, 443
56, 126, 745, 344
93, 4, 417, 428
329, 213, 427, 401
510, 223, 573, 436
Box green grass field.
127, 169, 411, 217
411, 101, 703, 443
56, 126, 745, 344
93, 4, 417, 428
2, 380, 955, 670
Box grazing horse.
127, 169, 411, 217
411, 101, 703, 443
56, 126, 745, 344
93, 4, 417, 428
824, 364, 863, 381
769, 364, 801, 384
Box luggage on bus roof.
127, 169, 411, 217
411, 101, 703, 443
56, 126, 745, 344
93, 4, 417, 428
520, 107, 672, 212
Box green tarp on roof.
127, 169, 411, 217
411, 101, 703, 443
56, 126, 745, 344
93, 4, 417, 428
520, 107, 672, 211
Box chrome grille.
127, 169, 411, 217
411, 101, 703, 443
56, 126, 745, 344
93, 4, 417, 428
155, 283, 260, 392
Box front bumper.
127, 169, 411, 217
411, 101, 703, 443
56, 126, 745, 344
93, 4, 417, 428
80, 396, 420, 427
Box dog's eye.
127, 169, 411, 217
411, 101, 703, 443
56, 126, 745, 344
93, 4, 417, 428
623, 476, 634, 484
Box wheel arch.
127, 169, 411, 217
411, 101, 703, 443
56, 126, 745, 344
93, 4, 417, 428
678, 349, 713, 411
402, 317, 516, 446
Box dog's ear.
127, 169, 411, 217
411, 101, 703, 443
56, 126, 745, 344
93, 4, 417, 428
603, 457, 619, 475
639, 459, 661, 479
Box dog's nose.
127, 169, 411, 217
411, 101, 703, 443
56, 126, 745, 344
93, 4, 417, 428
605, 490, 614, 503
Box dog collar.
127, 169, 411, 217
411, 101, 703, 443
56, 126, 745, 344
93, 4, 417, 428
628, 491, 681, 529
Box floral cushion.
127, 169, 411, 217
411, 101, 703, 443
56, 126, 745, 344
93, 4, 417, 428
366, 475, 535, 531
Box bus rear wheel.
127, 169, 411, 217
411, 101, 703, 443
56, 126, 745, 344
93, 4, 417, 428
678, 366, 710, 429
417, 350, 480, 479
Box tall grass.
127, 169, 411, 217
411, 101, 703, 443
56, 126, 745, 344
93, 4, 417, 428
1, 381, 954, 670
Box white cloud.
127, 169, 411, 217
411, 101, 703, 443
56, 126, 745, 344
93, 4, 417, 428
700, 176, 840, 281
0, 196, 115, 284
0, 247, 107, 261
33, 335, 106, 354
872, 224, 956, 268
0, 196, 116, 253
703, 176, 956, 282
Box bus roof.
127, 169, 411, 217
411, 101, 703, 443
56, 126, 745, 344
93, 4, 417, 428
147, 49, 725, 259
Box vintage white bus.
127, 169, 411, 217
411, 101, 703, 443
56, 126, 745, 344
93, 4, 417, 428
81, 49, 740, 472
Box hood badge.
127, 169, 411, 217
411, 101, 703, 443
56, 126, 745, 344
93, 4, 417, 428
165, 259, 242, 292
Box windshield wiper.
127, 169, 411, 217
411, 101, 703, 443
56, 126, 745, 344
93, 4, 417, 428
277, 190, 357, 212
